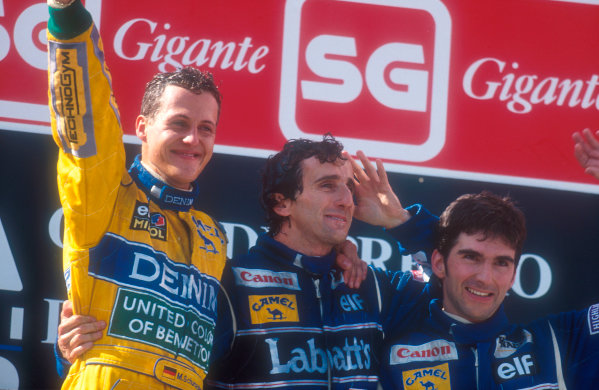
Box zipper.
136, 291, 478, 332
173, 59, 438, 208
313, 278, 329, 389
472, 346, 479, 389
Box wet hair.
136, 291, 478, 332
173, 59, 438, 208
436, 191, 527, 266
140, 67, 221, 122
261, 134, 345, 236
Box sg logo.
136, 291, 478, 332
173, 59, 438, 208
280, 0, 451, 163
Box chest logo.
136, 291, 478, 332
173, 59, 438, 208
494, 353, 537, 383
130, 201, 167, 241
390, 340, 458, 365
493, 329, 532, 358
402, 363, 451, 390
249, 294, 299, 324
233, 268, 300, 290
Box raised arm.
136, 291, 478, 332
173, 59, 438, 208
573, 128, 599, 181
346, 150, 410, 229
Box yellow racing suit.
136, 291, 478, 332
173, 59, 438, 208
47, 1, 227, 388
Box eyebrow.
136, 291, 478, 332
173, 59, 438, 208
457, 249, 515, 263
168, 114, 216, 126
314, 174, 342, 184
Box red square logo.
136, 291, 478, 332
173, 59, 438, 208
280, 0, 451, 162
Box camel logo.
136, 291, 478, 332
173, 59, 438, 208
402, 363, 451, 390
248, 294, 299, 324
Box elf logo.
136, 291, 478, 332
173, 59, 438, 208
494, 354, 536, 382
280, 0, 451, 162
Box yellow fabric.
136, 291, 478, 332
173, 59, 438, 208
48, 22, 226, 390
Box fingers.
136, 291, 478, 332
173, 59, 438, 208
58, 313, 106, 363
61, 299, 73, 320
356, 151, 380, 184
335, 240, 368, 289
582, 128, 599, 149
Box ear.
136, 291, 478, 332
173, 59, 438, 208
431, 249, 447, 280
272, 193, 291, 217
135, 115, 148, 142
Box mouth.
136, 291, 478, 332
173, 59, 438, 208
466, 287, 492, 297
172, 150, 201, 160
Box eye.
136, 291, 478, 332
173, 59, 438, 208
199, 124, 215, 135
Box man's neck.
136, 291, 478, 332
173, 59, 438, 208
273, 232, 333, 257
441, 308, 473, 324
140, 161, 191, 191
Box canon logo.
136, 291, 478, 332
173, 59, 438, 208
232, 268, 300, 290
390, 340, 458, 365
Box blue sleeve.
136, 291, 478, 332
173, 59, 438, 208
385, 204, 438, 257
546, 303, 599, 388
372, 267, 434, 332
54, 342, 71, 379
208, 264, 236, 365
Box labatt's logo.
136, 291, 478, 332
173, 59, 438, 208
390, 340, 458, 365
402, 363, 451, 390
266, 337, 371, 374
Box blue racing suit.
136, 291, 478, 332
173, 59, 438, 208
380, 299, 599, 389
204, 233, 434, 390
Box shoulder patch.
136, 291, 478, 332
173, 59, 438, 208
589, 304, 599, 335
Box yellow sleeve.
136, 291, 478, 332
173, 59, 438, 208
47, 1, 126, 249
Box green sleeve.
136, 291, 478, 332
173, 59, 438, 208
47, 0, 93, 40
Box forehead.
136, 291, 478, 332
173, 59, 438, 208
451, 232, 516, 258
158, 85, 218, 116
300, 156, 352, 182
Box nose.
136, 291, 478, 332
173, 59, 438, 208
182, 127, 199, 145
475, 260, 493, 284
337, 185, 354, 208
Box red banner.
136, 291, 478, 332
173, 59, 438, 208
1, 0, 598, 192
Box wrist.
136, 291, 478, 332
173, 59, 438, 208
383, 208, 411, 229
48, 0, 75, 8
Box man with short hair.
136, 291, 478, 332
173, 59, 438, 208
204, 137, 435, 389
48, 0, 227, 388
379, 192, 599, 389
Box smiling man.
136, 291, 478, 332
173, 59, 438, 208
204, 137, 434, 389
380, 192, 599, 389
47, 0, 227, 388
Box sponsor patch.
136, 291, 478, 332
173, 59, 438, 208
589, 304, 599, 335
64, 266, 71, 292
493, 329, 533, 358
191, 216, 223, 254
88, 233, 220, 315
249, 294, 299, 324
108, 288, 215, 370
390, 340, 458, 365
49, 41, 96, 158
493, 353, 537, 383
130, 201, 167, 241
162, 365, 177, 380
402, 363, 451, 390
233, 267, 300, 290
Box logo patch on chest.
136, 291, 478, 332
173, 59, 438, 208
402, 363, 451, 390
233, 268, 300, 290
390, 340, 458, 365
248, 294, 299, 324
130, 201, 167, 241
